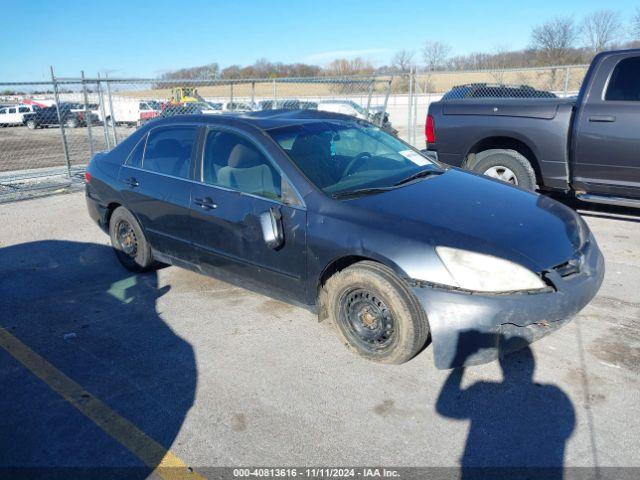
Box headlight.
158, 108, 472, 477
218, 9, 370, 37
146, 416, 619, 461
435, 247, 546, 293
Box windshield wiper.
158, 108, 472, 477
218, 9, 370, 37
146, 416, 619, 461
331, 187, 394, 199
393, 168, 442, 187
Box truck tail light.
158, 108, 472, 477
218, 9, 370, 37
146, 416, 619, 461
426, 114, 436, 145
84, 171, 91, 183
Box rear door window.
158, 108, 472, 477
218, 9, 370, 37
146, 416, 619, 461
605, 57, 640, 101
142, 126, 197, 179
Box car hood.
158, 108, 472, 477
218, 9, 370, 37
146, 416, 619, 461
343, 168, 587, 272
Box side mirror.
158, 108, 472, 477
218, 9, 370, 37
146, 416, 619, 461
259, 207, 284, 249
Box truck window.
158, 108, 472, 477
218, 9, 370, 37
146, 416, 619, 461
605, 57, 640, 101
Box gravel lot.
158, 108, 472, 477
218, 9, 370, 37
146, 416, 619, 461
0, 191, 638, 478
0, 124, 132, 173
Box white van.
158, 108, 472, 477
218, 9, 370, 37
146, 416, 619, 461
102, 99, 161, 126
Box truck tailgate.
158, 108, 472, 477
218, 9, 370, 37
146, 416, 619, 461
442, 99, 574, 120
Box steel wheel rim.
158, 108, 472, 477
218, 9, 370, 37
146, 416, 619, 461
116, 220, 138, 258
484, 165, 518, 185
339, 287, 396, 352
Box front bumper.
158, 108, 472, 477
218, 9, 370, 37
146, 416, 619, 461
411, 236, 605, 369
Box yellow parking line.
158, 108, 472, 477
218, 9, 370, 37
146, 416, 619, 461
0, 327, 205, 480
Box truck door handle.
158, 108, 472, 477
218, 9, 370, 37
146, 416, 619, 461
122, 177, 139, 187
194, 197, 217, 210
588, 115, 616, 122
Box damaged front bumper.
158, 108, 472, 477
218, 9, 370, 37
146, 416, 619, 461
410, 236, 605, 369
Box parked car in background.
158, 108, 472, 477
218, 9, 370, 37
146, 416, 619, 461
318, 100, 395, 133
206, 101, 257, 114
159, 102, 219, 118
425, 48, 640, 208
85, 110, 603, 369
258, 99, 304, 110
440, 83, 557, 101
23, 103, 98, 129
0, 104, 41, 126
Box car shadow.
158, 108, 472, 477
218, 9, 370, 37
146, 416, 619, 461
436, 331, 576, 480
0, 240, 196, 479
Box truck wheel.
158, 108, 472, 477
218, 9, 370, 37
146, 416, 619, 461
324, 260, 429, 364
471, 149, 537, 191
26, 120, 37, 130
65, 117, 78, 128
109, 206, 159, 272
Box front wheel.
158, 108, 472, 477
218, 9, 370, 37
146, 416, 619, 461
109, 206, 159, 272
471, 149, 537, 191
26, 120, 37, 129
65, 117, 78, 128
324, 261, 430, 364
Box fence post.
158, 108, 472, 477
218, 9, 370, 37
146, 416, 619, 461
50, 66, 72, 178
251, 81, 256, 105
105, 73, 119, 145
272, 78, 277, 107
230, 82, 234, 106
81, 71, 95, 159
563, 67, 570, 97
96, 73, 111, 149
364, 79, 374, 121
413, 71, 419, 146
380, 77, 393, 128
407, 70, 413, 144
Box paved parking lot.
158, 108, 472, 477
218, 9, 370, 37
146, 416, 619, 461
0, 191, 639, 478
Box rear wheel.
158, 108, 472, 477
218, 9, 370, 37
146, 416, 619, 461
109, 206, 158, 272
26, 120, 37, 129
65, 117, 78, 128
324, 261, 429, 364
471, 149, 537, 191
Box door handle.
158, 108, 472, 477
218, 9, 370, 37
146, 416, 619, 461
194, 197, 217, 210
122, 177, 139, 187
588, 115, 616, 122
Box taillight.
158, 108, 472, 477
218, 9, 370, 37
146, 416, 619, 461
84, 171, 91, 183
425, 114, 435, 145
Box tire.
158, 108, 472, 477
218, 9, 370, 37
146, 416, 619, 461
324, 260, 429, 364
109, 206, 158, 272
26, 120, 37, 130
65, 117, 78, 128
470, 149, 537, 191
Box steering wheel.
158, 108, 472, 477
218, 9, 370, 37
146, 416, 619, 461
343, 152, 372, 177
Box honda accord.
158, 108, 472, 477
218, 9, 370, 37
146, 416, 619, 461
85, 110, 604, 368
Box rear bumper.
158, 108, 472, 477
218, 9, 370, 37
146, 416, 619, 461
85, 189, 109, 233
411, 236, 605, 369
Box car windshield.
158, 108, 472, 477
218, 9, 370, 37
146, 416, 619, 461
268, 120, 442, 197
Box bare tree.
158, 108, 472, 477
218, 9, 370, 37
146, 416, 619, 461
488, 46, 511, 83
581, 10, 621, 53
531, 17, 577, 64
422, 41, 451, 71
326, 57, 374, 76
391, 49, 415, 73
633, 7, 640, 39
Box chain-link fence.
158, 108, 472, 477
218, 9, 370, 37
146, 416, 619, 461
0, 64, 587, 201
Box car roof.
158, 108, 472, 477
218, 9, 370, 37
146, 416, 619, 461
147, 109, 355, 131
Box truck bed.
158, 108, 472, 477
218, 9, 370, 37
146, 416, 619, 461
428, 98, 576, 191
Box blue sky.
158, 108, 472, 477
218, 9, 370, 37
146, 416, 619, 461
0, 0, 637, 81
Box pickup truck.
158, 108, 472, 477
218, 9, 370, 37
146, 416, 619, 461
426, 48, 640, 208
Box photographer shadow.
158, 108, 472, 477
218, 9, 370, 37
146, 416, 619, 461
436, 331, 575, 480
0, 240, 196, 479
